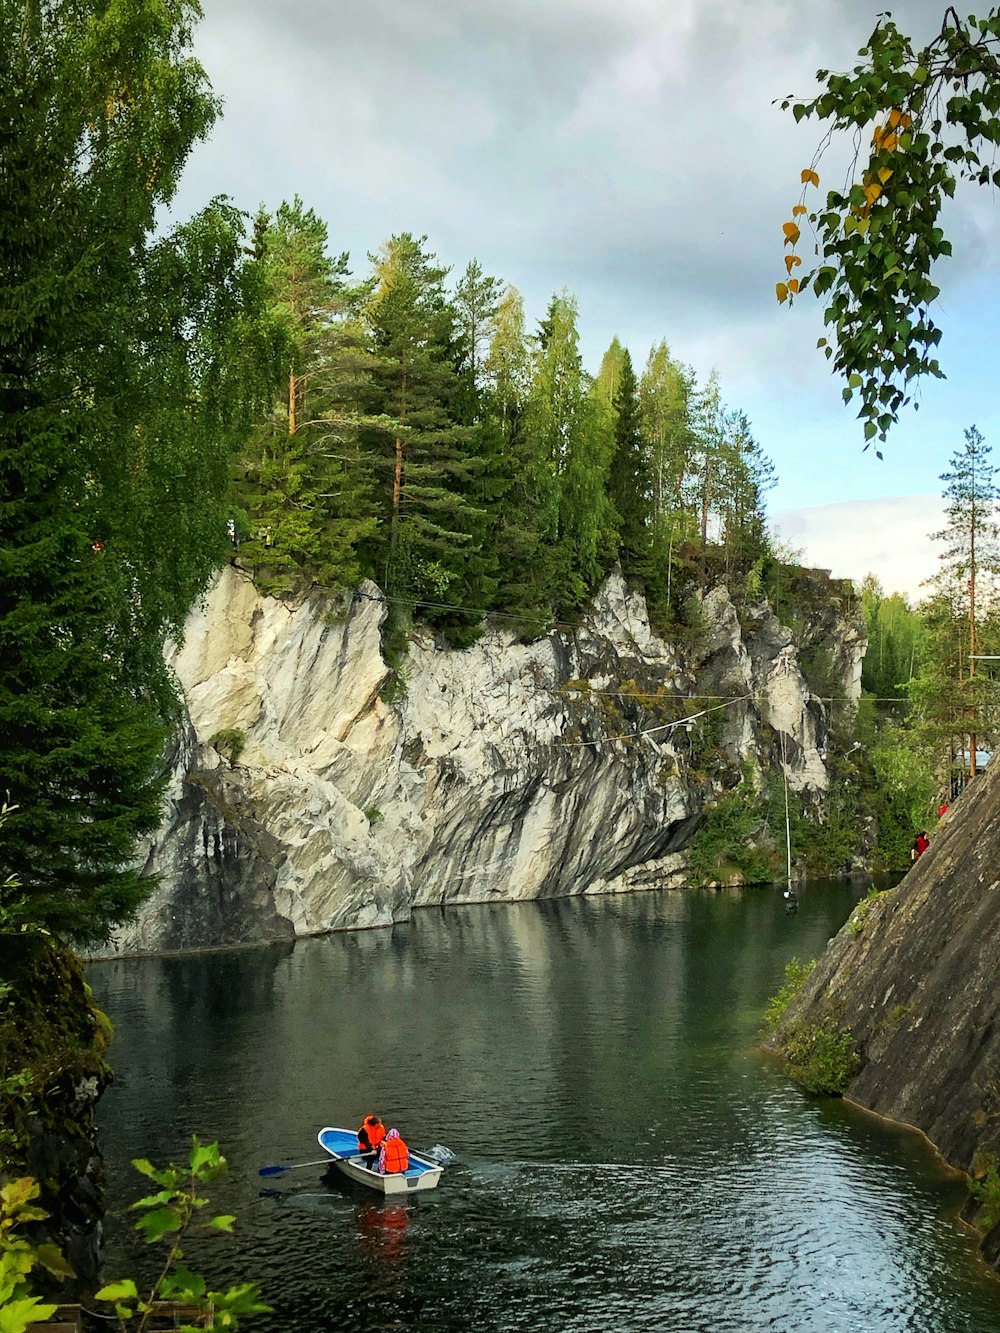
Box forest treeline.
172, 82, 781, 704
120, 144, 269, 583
229, 201, 777, 643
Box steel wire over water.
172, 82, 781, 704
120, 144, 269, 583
90, 883, 1000, 1333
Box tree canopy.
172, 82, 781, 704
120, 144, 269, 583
0, 0, 275, 942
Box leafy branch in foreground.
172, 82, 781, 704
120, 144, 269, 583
95, 1138, 269, 1332
0, 1177, 73, 1332
0, 1140, 267, 1333
777, 8, 1000, 445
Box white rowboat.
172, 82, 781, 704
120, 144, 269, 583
317, 1127, 444, 1194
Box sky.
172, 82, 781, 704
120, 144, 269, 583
166, 0, 1000, 600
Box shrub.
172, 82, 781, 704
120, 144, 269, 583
762, 957, 816, 1033
780, 1019, 861, 1095
207, 729, 246, 765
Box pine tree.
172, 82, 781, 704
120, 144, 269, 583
927, 425, 1000, 776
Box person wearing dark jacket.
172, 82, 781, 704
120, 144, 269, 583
357, 1114, 386, 1167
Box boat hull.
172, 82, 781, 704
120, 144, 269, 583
318, 1127, 443, 1194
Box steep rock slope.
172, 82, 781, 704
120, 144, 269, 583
766, 756, 1000, 1261
102, 566, 863, 954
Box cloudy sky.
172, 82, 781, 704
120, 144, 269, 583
168, 0, 1000, 599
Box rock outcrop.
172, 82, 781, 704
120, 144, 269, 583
0, 934, 111, 1297
100, 565, 865, 955
765, 755, 1000, 1265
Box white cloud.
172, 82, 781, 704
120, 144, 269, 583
772, 495, 946, 600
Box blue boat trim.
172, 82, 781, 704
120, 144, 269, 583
318, 1126, 440, 1178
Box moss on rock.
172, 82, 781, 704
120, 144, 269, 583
0, 931, 112, 1292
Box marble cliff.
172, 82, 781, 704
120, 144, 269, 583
102, 565, 865, 955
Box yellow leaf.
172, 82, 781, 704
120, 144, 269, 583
788, 278, 800, 294
800, 168, 820, 187
792, 204, 807, 216
878, 166, 893, 184
776, 282, 789, 304
888, 107, 903, 129
782, 221, 801, 245
784, 254, 802, 274
883, 132, 898, 152
864, 182, 882, 205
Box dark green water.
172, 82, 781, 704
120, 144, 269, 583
89, 884, 1000, 1332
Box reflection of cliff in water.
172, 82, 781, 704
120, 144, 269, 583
89, 941, 294, 1148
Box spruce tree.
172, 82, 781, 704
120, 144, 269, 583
606, 348, 652, 571
360, 235, 489, 618
0, 0, 271, 941
232, 199, 376, 594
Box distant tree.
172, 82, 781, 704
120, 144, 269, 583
481, 287, 553, 619
778, 9, 1000, 443
232, 199, 376, 594
717, 411, 775, 576
860, 576, 925, 702
360, 234, 487, 610
606, 348, 652, 570
528, 293, 612, 607
593, 337, 627, 410
926, 425, 1000, 774
453, 259, 503, 414
639, 343, 697, 550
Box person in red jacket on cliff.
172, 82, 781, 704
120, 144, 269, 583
377, 1127, 409, 1175
912, 831, 930, 860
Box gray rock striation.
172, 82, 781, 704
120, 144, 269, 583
101, 565, 864, 955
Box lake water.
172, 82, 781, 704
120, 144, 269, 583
88, 883, 1000, 1332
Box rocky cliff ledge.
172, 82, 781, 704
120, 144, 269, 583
101, 566, 864, 955
765, 756, 1000, 1264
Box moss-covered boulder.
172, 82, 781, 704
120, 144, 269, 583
0, 932, 112, 1293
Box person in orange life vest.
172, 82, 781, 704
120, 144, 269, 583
357, 1114, 386, 1167
377, 1127, 409, 1175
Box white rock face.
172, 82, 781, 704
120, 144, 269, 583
100, 565, 866, 955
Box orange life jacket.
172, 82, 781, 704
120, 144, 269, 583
357, 1118, 385, 1152
381, 1135, 409, 1174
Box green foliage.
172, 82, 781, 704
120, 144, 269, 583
780, 10, 1000, 442
869, 723, 936, 863
845, 884, 892, 935
860, 576, 924, 701
688, 773, 775, 885
970, 1154, 1000, 1233
207, 730, 246, 766
0, 932, 112, 1167
779, 1019, 862, 1095
231, 198, 376, 597
0, 1143, 268, 1333
1, 0, 275, 943
762, 957, 816, 1032
0, 1177, 64, 1332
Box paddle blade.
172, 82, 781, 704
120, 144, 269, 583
258, 1165, 289, 1177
